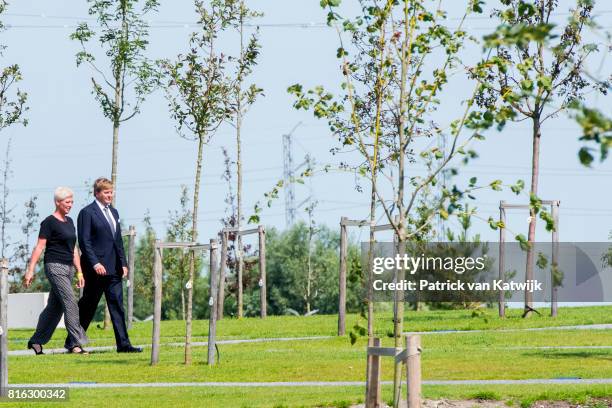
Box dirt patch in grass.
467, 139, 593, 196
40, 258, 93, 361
528, 399, 611, 408
350, 398, 612, 407
351, 400, 506, 408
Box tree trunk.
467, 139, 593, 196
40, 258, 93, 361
366, 178, 377, 337
217, 231, 228, 320
393, 4, 410, 405
181, 287, 185, 321
104, 104, 121, 330
185, 135, 205, 364
306, 216, 313, 315
236, 3, 245, 319
524, 116, 541, 318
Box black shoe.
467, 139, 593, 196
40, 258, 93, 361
69, 346, 90, 355
117, 345, 142, 353
27, 341, 44, 355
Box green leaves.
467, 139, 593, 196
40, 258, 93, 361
536, 75, 552, 92
536, 252, 548, 269
529, 193, 542, 215
484, 22, 555, 49
539, 209, 555, 232
71, 0, 160, 122
487, 216, 505, 230
0, 64, 28, 131
570, 103, 612, 166
470, 0, 485, 13
489, 179, 503, 191
510, 179, 525, 195
515, 234, 530, 251
288, 84, 344, 121
520, 79, 533, 92
517, 1, 537, 18
320, 0, 341, 8
578, 147, 594, 167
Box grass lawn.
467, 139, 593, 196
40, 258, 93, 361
8, 305, 612, 350
2, 385, 611, 408
5, 306, 612, 407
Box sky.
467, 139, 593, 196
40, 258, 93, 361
1, 0, 612, 255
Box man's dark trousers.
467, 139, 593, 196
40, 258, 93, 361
78, 273, 129, 348
70, 201, 131, 349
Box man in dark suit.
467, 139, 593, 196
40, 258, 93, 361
71, 177, 141, 353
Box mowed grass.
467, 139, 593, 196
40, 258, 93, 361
8, 305, 612, 350
5, 306, 612, 407
2, 385, 612, 408
7, 330, 612, 383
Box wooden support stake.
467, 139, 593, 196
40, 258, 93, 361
371, 223, 393, 233
208, 239, 219, 365
258, 226, 267, 318
498, 202, 506, 318
365, 337, 382, 408
222, 227, 259, 236
127, 225, 136, 329
341, 219, 369, 227
338, 216, 348, 336
551, 201, 560, 317
237, 231, 243, 319
217, 231, 228, 320
150, 242, 162, 365
0, 259, 8, 396
406, 335, 422, 408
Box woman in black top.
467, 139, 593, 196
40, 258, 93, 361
23, 187, 89, 354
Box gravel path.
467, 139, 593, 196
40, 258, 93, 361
8, 336, 332, 356
9, 323, 610, 356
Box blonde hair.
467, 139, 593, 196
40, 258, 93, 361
54, 187, 74, 202
93, 177, 113, 194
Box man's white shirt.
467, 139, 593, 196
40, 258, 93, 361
93, 199, 117, 271
96, 199, 117, 231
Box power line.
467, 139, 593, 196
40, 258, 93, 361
10, 22, 612, 31
6, 9, 612, 24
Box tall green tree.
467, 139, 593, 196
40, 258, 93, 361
472, 0, 605, 317
159, 0, 253, 364
264, 222, 362, 316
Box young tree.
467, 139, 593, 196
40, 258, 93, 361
472, 0, 604, 316
0, 138, 12, 259
71, 0, 159, 328
0, 1, 28, 135
163, 185, 204, 320
304, 200, 319, 314
159, 0, 251, 364
132, 212, 156, 319
71, 0, 159, 198
228, 0, 262, 319
10, 195, 39, 292
291, 1, 499, 404
218, 147, 255, 318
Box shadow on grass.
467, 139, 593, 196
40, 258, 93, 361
523, 350, 612, 360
